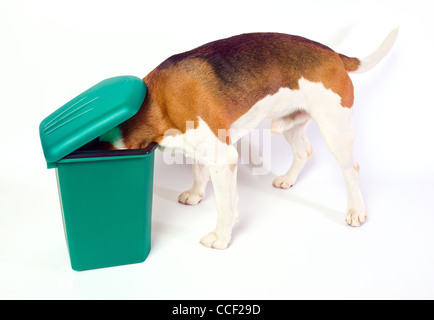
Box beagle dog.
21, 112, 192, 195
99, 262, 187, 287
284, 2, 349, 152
99, 29, 398, 249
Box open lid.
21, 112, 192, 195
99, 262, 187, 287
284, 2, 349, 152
40, 76, 146, 163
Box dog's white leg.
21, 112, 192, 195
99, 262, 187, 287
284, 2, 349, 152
178, 161, 209, 205
273, 120, 312, 189
311, 105, 367, 227
200, 147, 239, 249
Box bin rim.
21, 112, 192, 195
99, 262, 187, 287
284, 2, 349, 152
62, 142, 158, 160
47, 142, 158, 168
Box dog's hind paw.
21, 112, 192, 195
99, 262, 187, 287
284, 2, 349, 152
346, 209, 367, 227
178, 190, 203, 205
272, 176, 294, 189
200, 232, 230, 250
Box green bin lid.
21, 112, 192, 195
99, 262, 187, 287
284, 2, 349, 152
40, 76, 146, 163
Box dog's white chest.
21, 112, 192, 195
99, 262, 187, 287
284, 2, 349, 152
159, 119, 238, 166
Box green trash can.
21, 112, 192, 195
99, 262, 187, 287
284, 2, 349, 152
40, 76, 157, 271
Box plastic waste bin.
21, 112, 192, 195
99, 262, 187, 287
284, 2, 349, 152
40, 76, 157, 271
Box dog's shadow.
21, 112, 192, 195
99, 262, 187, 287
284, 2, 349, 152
234, 127, 347, 230
235, 163, 346, 232
153, 184, 181, 203
152, 144, 347, 245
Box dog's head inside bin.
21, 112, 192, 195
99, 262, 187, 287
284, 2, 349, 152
40, 76, 157, 271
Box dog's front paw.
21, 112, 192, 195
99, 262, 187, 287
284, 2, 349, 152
272, 176, 294, 189
200, 232, 230, 250
346, 209, 367, 227
178, 190, 203, 205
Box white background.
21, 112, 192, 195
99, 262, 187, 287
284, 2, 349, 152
1, 0, 433, 299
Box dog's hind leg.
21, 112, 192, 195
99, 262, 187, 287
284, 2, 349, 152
309, 90, 367, 227
178, 160, 210, 205
273, 117, 312, 189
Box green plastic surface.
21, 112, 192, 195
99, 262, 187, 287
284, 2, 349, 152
40, 76, 146, 164
55, 146, 156, 271
40, 75, 156, 271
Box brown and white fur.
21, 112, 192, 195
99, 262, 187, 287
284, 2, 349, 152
100, 29, 398, 249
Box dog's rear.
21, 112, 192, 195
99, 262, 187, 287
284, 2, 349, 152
101, 30, 398, 249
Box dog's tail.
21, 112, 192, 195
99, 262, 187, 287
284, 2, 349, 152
339, 28, 399, 74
